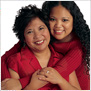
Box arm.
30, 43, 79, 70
1, 41, 30, 90
9, 68, 20, 79
38, 67, 81, 90
1, 76, 30, 90
1, 41, 21, 81
1, 68, 22, 90
54, 47, 83, 78
56, 71, 81, 90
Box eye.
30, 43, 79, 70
27, 31, 33, 34
62, 19, 68, 22
49, 18, 56, 21
39, 27, 44, 30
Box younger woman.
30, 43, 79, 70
38, 1, 90, 90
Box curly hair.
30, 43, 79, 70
13, 4, 50, 46
42, 1, 90, 73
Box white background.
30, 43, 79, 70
1, 0, 91, 56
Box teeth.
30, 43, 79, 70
36, 40, 43, 44
56, 30, 63, 32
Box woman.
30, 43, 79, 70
1, 4, 81, 90
38, 1, 90, 90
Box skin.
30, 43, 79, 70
49, 5, 74, 42
24, 17, 50, 53
1, 78, 22, 90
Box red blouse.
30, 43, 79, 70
3, 44, 66, 90
7, 45, 63, 78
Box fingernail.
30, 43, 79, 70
38, 78, 41, 79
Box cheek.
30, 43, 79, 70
65, 23, 73, 31
49, 22, 54, 29
45, 31, 50, 40
25, 36, 32, 45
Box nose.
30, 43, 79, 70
33, 31, 41, 39
55, 20, 62, 28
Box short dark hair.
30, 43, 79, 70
42, 1, 90, 73
13, 4, 50, 46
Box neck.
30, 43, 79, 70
56, 32, 75, 43
33, 47, 51, 60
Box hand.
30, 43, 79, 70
38, 67, 63, 84
24, 70, 48, 90
1, 78, 22, 90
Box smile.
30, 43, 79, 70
56, 30, 63, 32
55, 30, 64, 34
35, 40, 44, 44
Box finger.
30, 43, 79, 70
39, 68, 50, 74
1, 79, 10, 87
1, 82, 5, 87
34, 69, 40, 74
38, 76, 50, 82
38, 71, 45, 75
1, 85, 6, 90
40, 69, 47, 73
2, 78, 10, 82
38, 75, 45, 79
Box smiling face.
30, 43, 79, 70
24, 17, 50, 53
49, 5, 73, 42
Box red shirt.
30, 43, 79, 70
7, 45, 63, 78
52, 38, 90, 90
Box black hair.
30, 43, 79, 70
13, 4, 50, 46
42, 1, 90, 73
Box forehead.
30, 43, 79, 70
50, 5, 72, 17
27, 17, 45, 27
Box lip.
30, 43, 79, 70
34, 40, 44, 45
54, 30, 64, 35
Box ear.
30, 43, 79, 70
23, 41, 26, 48
24, 39, 26, 42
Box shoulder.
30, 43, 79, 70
49, 44, 63, 58
7, 52, 21, 63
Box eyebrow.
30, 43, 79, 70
50, 16, 70, 19
39, 25, 45, 27
26, 29, 33, 32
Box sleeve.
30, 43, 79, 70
53, 47, 83, 78
19, 76, 31, 89
7, 56, 19, 74
6, 55, 31, 89
1, 54, 11, 80
1, 41, 31, 89
1, 41, 21, 80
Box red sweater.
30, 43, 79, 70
52, 38, 90, 90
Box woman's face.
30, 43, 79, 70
49, 5, 73, 42
24, 17, 50, 53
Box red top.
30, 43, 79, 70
52, 38, 90, 90
3, 44, 67, 90
7, 45, 63, 78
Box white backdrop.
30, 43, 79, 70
1, 0, 90, 56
